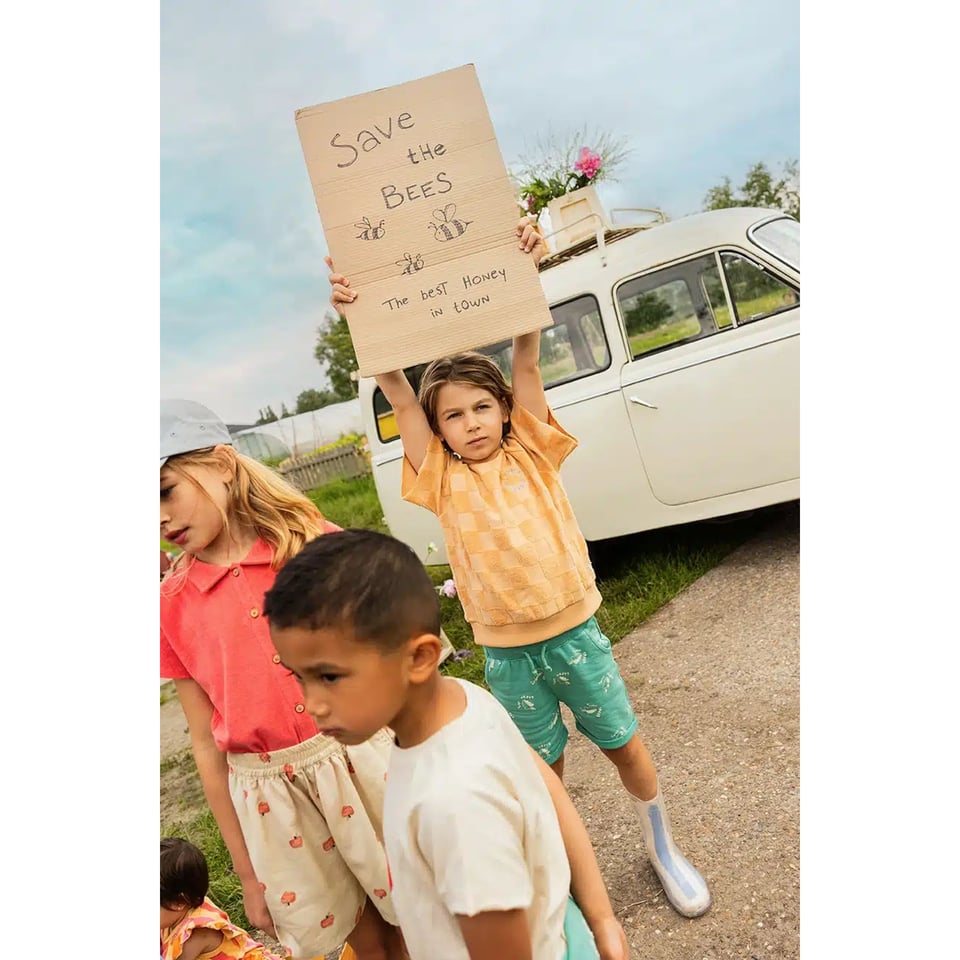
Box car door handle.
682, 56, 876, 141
629, 396, 658, 409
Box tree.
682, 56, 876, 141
623, 293, 673, 334
280, 402, 292, 419
295, 388, 336, 414
256, 406, 278, 424
314, 309, 359, 402
704, 160, 799, 220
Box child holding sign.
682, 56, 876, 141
326, 219, 712, 919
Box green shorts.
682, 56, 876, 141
563, 895, 599, 959
483, 616, 638, 764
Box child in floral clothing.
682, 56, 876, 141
161, 837, 288, 960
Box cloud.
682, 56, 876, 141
161, 0, 799, 421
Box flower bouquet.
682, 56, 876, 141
512, 129, 629, 218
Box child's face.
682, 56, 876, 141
434, 382, 509, 463
160, 459, 232, 560
271, 622, 409, 746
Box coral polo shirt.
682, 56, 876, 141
160, 533, 337, 755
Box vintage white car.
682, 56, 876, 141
359, 205, 799, 564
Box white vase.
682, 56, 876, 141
545, 185, 610, 252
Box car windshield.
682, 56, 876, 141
749, 217, 799, 271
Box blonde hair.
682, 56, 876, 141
417, 352, 514, 436
161, 445, 326, 593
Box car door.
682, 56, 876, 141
616, 250, 799, 506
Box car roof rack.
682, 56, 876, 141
537, 207, 668, 271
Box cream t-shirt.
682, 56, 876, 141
383, 679, 571, 960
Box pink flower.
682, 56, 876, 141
574, 146, 602, 180
440, 578, 457, 598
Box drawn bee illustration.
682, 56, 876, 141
554, 671, 571, 685
565, 649, 588, 667
597, 672, 613, 693
517, 695, 537, 712
355, 216, 385, 240
580, 703, 603, 718
428, 204, 472, 241
396, 252, 424, 275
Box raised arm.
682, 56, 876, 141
531, 748, 629, 960
511, 220, 550, 422
325, 256, 433, 471
174, 679, 276, 938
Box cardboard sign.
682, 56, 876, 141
295, 64, 552, 377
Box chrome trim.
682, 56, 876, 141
550, 385, 624, 411
714, 250, 738, 328
621, 330, 799, 388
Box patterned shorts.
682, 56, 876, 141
228, 730, 396, 959
483, 616, 638, 764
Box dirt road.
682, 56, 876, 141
562, 502, 800, 958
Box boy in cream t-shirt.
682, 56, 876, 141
264, 529, 628, 960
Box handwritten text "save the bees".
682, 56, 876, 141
329, 112, 455, 210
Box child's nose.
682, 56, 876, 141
304, 689, 330, 719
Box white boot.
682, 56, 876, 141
633, 787, 712, 918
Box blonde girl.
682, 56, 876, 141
160, 399, 402, 960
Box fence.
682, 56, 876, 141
278, 443, 371, 492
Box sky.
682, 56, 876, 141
161, 0, 799, 424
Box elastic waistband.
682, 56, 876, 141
228, 731, 344, 776
481, 616, 597, 659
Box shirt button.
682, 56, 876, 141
250, 608, 260, 618
272, 654, 281, 664
295, 704, 305, 714
231, 568, 240, 577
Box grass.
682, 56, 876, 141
161, 470, 776, 934
307, 474, 389, 534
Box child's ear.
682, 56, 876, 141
407, 633, 443, 681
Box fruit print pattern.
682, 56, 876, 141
226, 727, 397, 956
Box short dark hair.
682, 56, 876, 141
264, 529, 441, 646
160, 837, 208, 909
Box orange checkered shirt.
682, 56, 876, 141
402, 403, 601, 647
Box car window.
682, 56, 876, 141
617, 254, 725, 360
748, 217, 799, 271
720, 252, 799, 324
373, 294, 609, 442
